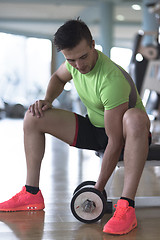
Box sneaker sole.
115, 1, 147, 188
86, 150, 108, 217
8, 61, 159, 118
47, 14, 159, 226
103, 219, 137, 235
0, 203, 45, 212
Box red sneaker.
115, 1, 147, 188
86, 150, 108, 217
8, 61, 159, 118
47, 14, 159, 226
0, 187, 45, 212
103, 199, 137, 235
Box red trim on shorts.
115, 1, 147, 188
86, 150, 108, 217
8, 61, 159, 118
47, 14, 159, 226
70, 113, 79, 146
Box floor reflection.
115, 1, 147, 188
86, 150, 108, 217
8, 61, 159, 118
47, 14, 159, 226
72, 221, 138, 240
0, 211, 45, 239
73, 224, 103, 240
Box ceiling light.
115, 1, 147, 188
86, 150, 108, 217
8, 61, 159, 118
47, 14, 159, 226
136, 53, 143, 62
132, 4, 141, 11
116, 15, 125, 21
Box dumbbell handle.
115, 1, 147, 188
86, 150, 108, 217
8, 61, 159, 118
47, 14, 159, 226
81, 199, 96, 213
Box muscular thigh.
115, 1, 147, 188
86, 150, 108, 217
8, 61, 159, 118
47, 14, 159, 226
25, 108, 76, 145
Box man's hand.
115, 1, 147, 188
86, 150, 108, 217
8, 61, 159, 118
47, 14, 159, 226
28, 100, 52, 118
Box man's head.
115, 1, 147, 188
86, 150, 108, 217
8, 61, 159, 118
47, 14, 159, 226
54, 18, 93, 51
54, 19, 98, 74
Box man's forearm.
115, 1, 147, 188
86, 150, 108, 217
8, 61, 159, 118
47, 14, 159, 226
95, 142, 123, 192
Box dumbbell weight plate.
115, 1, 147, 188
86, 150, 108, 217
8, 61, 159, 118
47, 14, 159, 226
71, 187, 106, 224
73, 181, 107, 200
73, 181, 96, 194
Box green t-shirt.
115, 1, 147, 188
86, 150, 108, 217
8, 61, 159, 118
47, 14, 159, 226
65, 50, 145, 127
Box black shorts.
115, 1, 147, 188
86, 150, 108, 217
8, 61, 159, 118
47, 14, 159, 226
71, 113, 152, 152
71, 113, 108, 151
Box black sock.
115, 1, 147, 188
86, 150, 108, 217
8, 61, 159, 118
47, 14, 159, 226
25, 185, 39, 195
120, 197, 135, 208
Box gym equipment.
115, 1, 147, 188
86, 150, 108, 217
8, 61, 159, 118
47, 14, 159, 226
4, 102, 26, 119
97, 143, 160, 209
71, 181, 109, 223
129, 31, 159, 94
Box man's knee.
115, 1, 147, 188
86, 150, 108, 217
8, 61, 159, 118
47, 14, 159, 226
123, 109, 150, 136
23, 110, 40, 132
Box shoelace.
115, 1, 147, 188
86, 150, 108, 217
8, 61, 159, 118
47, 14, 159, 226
113, 204, 128, 220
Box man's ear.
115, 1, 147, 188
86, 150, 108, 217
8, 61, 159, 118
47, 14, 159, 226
91, 40, 95, 49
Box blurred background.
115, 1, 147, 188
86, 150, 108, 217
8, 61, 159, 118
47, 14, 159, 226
0, 0, 160, 120
0, 3, 160, 239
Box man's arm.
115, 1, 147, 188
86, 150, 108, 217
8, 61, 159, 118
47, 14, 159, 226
95, 102, 128, 192
29, 62, 72, 117
44, 62, 72, 103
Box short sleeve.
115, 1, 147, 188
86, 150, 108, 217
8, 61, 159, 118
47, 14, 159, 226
99, 74, 131, 110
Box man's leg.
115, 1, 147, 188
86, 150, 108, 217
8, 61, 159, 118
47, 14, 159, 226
0, 108, 76, 211
24, 108, 76, 187
103, 109, 150, 235
122, 108, 150, 200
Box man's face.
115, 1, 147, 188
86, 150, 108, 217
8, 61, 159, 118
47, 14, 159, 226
62, 39, 97, 74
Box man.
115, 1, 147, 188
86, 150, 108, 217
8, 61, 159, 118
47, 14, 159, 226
0, 19, 150, 235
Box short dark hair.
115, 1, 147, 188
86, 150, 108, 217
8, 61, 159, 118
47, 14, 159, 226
53, 18, 93, 51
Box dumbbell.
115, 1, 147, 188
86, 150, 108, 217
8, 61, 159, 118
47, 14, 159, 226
70, 181, 107, 224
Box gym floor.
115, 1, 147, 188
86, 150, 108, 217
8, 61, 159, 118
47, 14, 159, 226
0, 118, 160, 240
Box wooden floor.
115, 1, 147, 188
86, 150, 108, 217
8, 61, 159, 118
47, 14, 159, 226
0, 118, 160, 240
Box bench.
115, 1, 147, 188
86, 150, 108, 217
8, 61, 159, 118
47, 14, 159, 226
97, 143, 160, 209
118, 143, 160, 166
